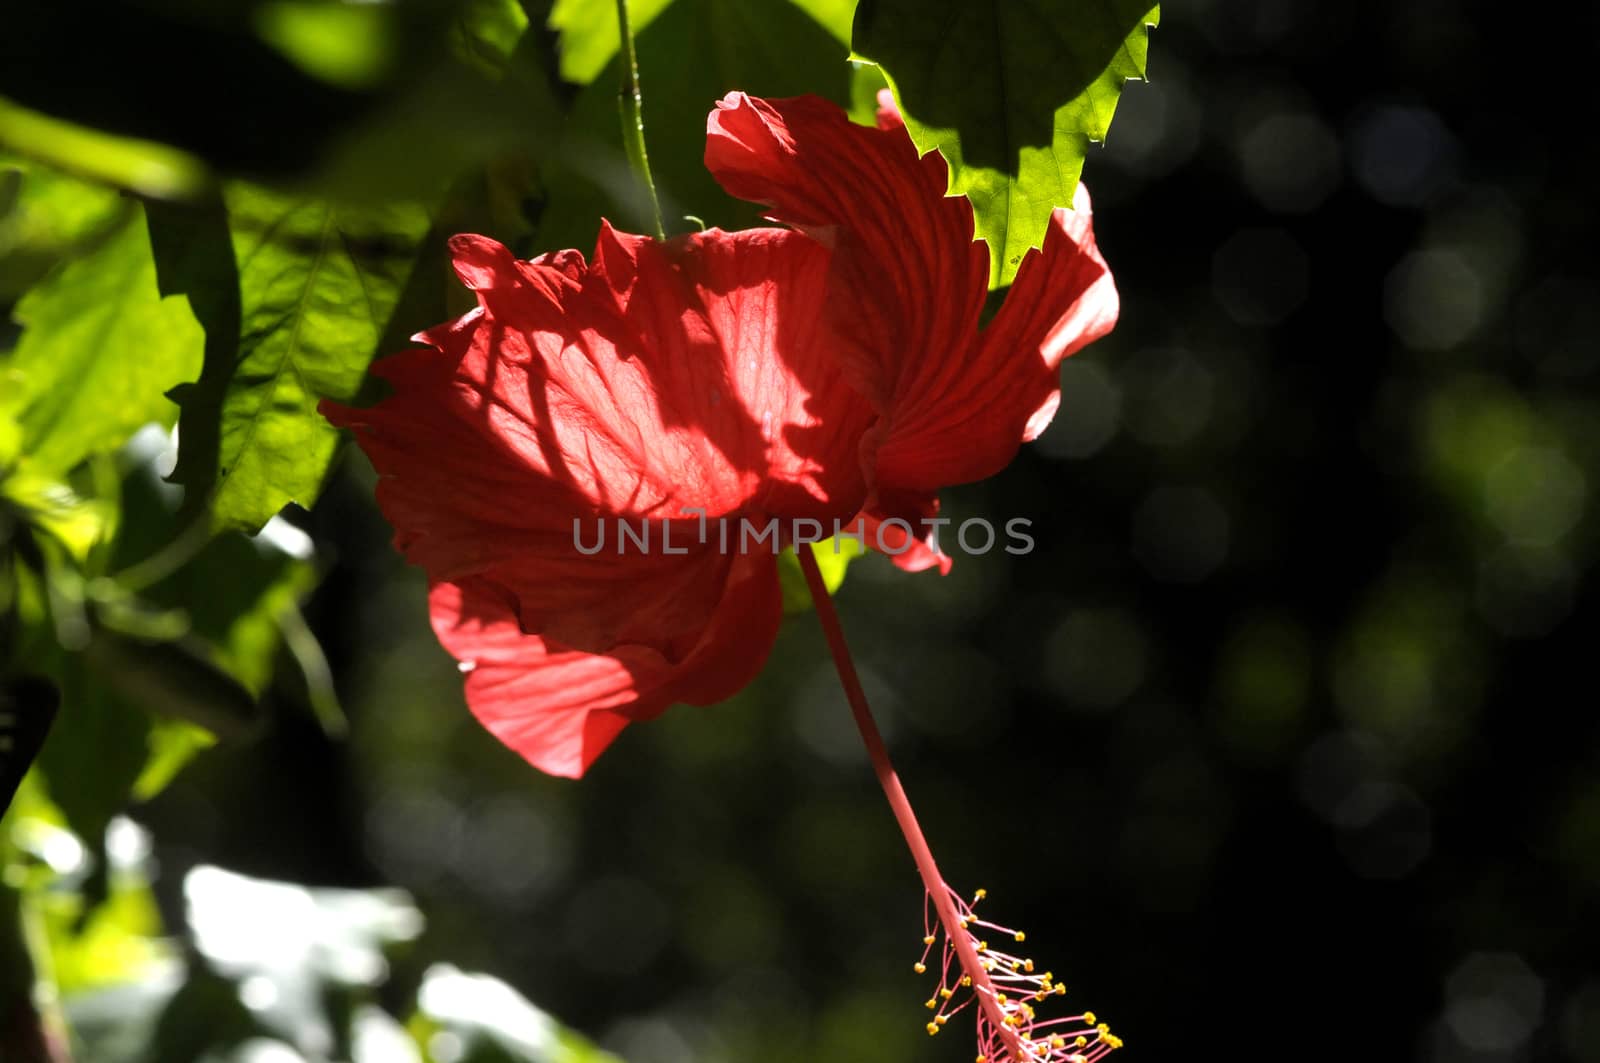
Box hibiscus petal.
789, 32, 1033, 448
705, 93, 1118, 495
431, 552, 780, 778
871, 195, 1120, 491
706, 92, 986, 421
855, 489, 952, 574
325, 225, 870, 660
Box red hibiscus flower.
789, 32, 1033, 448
326, 93, 1116, 778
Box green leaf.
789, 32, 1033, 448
852, 0, 1159, 287
3, 211, 204, 476
0, 152, 128, 299
452, 0, 534, 78
548, 0, 675, 84
538, 0, 856, 249
550, 0, 855, 84
254, 0, 400, 90
113, 468, 319, 699
102, 460, 325, 723
34, 657, 152, 851
131, 720, 215, 803
150, 187, 429, 534
0, 464, 115, 565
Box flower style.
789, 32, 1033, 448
326, 92, 1116, 776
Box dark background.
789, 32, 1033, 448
8, 0, 1600, 1061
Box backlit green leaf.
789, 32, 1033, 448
152, 187, 429, 534
132, 720, 215, 803
3, 212, 203, 476
550, 0, 855, 84
853, 0, 1159, 287
0, 152, 128, 298
547, 0, 678, 84
0, 464, 114, 565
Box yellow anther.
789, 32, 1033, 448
961, 975, 973, 987
983, 961, 996, 972
996, 993, 1008, 1005
1055, 983, 1067, 995
977, 1057, 988, 1063
924, 935, 936, 945
1051, 1036, 1066, 1049
925, 999, 938, 1010
1014, 931, 1026, 943
978, 941, 989, 951
1076, 1036, 1088, 1047
1083, 1011, 1096, 1024
913, 962, 927, 974
940, 988, 953, 1000
974, 888, 987, 900
1097, 1023, 1110, 1036
926, 1022, 940, 1036
1107, 1035, 1125, 1049
959, 917, 971, 929
936, 1015, 948, 1026
1041, 972, 1053, 984
1023, 959, 1034, 973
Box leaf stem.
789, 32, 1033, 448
797, 549, 1021, 1057
108, 514, 211, 592
614, 0, 665, 241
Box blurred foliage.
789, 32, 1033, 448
1, 784, 617, 1063
0, 153, 127, 299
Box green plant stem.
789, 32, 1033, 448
614, 0, 665, 240
2, 883, 74, 1062
108, 515, 210, 593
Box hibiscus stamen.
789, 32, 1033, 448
795, 550, 1121, 1063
